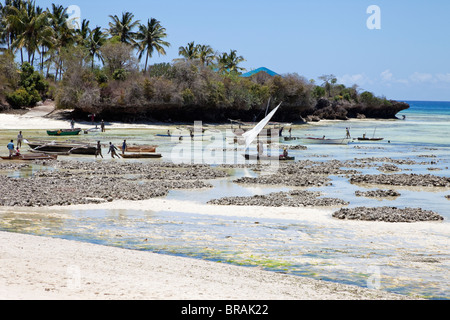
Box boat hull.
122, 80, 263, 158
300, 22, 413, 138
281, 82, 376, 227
1, 153, 57, 161
244, 154, 295, 161
121, 153, 162, 159
47, 129, 82, 136
357, 138, 384, 141
301, 138, 351, 145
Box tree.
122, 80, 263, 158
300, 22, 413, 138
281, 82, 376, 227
217, 49, 246, 74
108, 11, 140, 45
85, 26, 107, 69
318, 74, 337, 97
197, 44, 216, 66
178, 41, 199, 60
135, 18, 170, 73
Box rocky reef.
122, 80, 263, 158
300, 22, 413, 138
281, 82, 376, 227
333, 207, 444, 223
208, 190, 348, 207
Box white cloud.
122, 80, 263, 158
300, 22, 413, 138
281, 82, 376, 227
409, 72, 434, 83
380, 69, 393, 82
337, 73, 371, 87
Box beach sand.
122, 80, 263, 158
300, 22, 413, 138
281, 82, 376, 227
0, 197, 426, 300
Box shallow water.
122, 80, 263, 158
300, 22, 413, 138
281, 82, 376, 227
0, 101, 449, 299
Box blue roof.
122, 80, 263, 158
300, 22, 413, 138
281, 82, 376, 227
240, 67, 279, 78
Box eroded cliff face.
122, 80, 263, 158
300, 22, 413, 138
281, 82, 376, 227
70, 99, 409, 123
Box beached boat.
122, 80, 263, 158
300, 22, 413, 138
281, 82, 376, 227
301, 137, 351, 145
121, 153, 162, 159
119, 145, 157, 153
244, 154, 295, 161
27, 140, 97, 155
47, 129, 82, 136
1, 153, 57, 161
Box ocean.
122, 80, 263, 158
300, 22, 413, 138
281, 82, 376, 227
0, 100, 449, 299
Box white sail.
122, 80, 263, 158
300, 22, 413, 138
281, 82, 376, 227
242, 103, 281, 149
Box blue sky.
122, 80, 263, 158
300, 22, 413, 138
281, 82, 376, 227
35, 0, 450, 101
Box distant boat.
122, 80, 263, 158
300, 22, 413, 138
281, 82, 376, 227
301, 137, 351, 145
47, 128, 82, 136
244, 154, 295, 161
357, 137, 384, 141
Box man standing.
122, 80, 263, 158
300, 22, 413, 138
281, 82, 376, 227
17, 131, 23, 148
122, 140, 127, 155
7, 140, 15, 159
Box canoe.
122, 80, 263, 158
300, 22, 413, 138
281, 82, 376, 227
27, 141, 97, 155
244, 154, 295, 161
121, 153, 162, 159
47, 129, 82, 136
357, 137, 384, 141
119, 145, 157, 153
1, 153, 57, 161
301, 137, 351, 145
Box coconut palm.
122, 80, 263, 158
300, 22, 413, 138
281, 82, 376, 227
6, 0, 53, 65
197, 44, 216, 66
108, 11, 140, 45
178, 41, 199, 61
217, 49, 246, 74
86, 26, 107, 69
135, 18, 170, 73
47, 4, 75, 80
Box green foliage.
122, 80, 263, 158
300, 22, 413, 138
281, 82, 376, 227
312, 86, 326, 98
6, 62, 48, 108
181, 88, 195, 105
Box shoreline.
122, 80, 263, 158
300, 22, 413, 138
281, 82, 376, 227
0, 229, 410, 300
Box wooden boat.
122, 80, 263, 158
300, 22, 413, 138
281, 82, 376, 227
27, 140, 97, 155
357, 137, 384, 141
119, 145, 157, 153
301, 137, 351, 145
1, 153, 57, 161
121, 153, 162, 159
47, 128, 82, 136
244, 154, 295, 161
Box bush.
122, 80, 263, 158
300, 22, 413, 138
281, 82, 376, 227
6, 88, 33, 108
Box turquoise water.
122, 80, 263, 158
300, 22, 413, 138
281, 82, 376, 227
0, 101, 449, 299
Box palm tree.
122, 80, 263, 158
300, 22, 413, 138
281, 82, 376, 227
47, 4, 75, 80
108, 11, 140, 45
135, 18, 170, 73
197, 44, 216, 66
86, 26, 107, 69
178, 41, 199, 61
6, 0, 53, 65
217, 49, 246, 74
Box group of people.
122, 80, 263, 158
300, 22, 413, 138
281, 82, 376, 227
71, 117, 106, 133
6, 131, 23, 158
95, 140, 127, 159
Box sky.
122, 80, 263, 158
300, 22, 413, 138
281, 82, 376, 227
33, 0, 450, 101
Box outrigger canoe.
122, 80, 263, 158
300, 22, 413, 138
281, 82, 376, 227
47, 129, 82, 136
121, 153, 162, 159
119, 145, 157, 153
1, 153, 57, 161
244, 154, 295, 161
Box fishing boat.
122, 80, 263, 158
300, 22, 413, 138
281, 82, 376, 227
26, 140, 97, 155
1, 153, 57, 161
357, 137, 384, 141
301, 137, 351, 145
244, 154, 295, 161
47, 128, 82, 136
121, 153, 162, 159
119, 145, 157, 153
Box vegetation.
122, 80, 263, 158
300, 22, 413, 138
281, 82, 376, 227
0, 0, 408, 121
